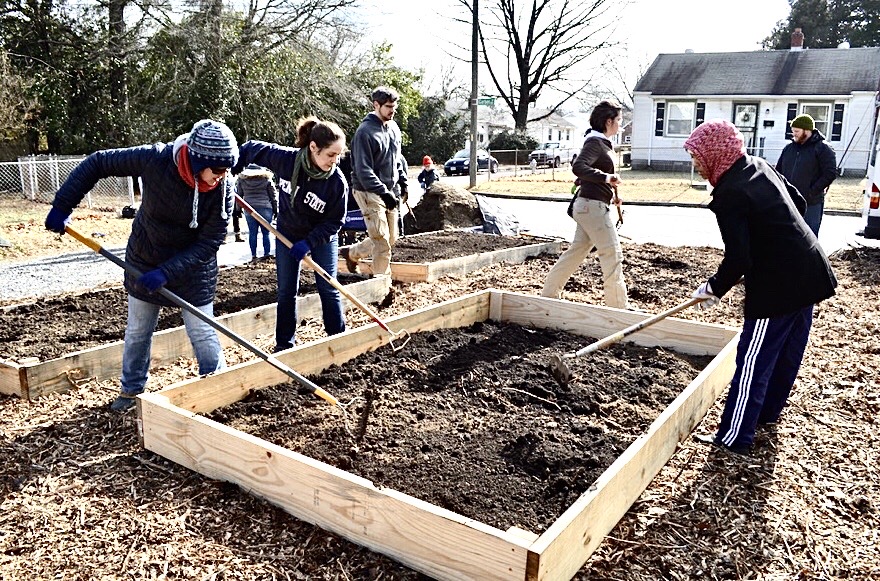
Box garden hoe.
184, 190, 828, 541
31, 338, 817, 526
548, 296, 706, 385
234, 194, 412, 352
63, 225, 367, 437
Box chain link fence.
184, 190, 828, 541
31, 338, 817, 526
0, 156, 136, 209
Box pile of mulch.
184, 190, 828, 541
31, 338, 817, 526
0, 242, 877, 579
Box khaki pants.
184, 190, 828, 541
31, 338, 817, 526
348, 189, 399, 276
541, 197, 628, 309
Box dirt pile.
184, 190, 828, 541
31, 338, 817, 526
405, 182, 483, 233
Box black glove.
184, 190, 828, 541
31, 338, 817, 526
399, 182, 409, 204
379, 192, 399, 210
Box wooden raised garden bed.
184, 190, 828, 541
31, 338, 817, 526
138, 289, 739, 580
0, 275, 390, 399
341, 231, 563, 282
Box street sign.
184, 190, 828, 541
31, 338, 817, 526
477, 97, 495, 106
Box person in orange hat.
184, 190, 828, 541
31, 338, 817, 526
417, 155, 440, 191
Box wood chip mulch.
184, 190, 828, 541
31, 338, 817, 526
1, 242, 878, 580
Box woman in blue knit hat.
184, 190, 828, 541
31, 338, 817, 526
235, 116, 348, 352
45, 119, 239, 412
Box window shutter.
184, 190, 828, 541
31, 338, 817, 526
655, 102, 665, 136
785, 103, 798, 140
695, 102, 706, 127
831, 104, 844, 141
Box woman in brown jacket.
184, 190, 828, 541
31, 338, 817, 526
541, 100, 630, 309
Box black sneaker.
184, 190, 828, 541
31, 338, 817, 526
339, 247, 358, 274
110, 394, 137, 412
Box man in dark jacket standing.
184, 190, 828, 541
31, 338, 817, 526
685, 119, 837, 455
45, 119, 239, 412
775, 114, 837, 236
340, 86, 408, 276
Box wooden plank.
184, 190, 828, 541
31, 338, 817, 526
424, 241, 563, 282
159, 291, 492, 414
338, 259, 427, 282
140, 289, 741, 581
497, 292, 735, 355
0, 361, 26, 398
0, 277, 389, 399
139, 393, 532, 581
342, 240, 562, 283
527, 336, 739, 580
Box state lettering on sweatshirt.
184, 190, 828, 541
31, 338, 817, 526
303, 191, 327, 213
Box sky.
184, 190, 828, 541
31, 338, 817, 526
355, 0, 793, 104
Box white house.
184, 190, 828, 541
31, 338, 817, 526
631, 30, 880, 176
525, 110, 579, 148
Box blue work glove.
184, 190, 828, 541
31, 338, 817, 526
692, 281, 720, 311
290, 239, 311, 262
138, 269, 168, 293
45, 206, 72, 234
379, 192, 399, 210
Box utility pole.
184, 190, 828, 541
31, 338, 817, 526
469, 0, 478, 188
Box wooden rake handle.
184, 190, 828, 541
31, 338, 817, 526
63, 224, 339, 406
570, 297, 704, 358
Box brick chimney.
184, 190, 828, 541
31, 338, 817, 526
791, 28, 804, 51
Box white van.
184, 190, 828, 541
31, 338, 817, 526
860, 109, 880, 239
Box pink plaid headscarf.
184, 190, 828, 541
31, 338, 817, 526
684, 120, 746, 186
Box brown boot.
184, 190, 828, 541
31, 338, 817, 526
234, 233, 244, 242
339, 247, 358, 274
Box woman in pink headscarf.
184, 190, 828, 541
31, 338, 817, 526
684, 119, 837, 456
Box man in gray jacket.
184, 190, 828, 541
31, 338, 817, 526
340, 86, 408, 276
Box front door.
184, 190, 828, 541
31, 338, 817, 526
733, 103, 759, 154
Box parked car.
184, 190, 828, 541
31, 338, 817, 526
859, 108, 880, 239
443, 149, 499, 176
528, 142, 578, 168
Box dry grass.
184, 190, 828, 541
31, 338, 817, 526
476, 167, 868, 211
0, 199, 133, 263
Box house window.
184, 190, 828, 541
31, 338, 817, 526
547, 129, 552, 140
666, 102, 696, 136
801, 104, 830, 135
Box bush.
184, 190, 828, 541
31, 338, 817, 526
489, 130, 537, 151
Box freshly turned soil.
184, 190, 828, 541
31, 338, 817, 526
389, 230, 535, 262
209, 320, 712, 533
0, 232, 536, 362
0, 260, 345, 361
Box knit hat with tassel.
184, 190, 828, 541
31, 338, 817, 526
185, 119, 238, 228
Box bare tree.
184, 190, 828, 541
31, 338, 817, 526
455, 0, 621, 130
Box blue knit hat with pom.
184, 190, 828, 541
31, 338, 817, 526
187, 119, 239, 174
185, 119, 238, 228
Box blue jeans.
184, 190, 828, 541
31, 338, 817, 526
245, 207, 273, 257
803, 200, 824, 236
120, 295, 225, 396
275, 234, 345, 351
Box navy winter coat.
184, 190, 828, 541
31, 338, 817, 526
52, 142, 231, 307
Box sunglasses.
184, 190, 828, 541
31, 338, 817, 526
209, 167, 230, 175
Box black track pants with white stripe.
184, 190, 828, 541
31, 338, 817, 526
716, 305, 814, 449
